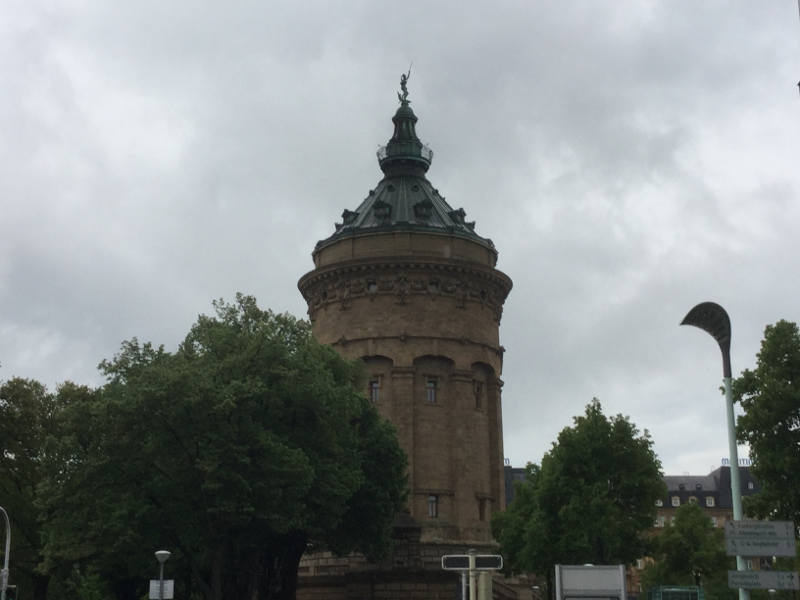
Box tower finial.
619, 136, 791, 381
397, 65, 412, 105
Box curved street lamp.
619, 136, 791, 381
1, 505, 10, 600
681, 301, 749, 600
155, 550, 171, 600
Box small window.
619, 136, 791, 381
671, 496, 680, 507
671, 516, 677, 525
706, 496, 715, 508
636, 559, 646, 570
478, 498, 487, 521
369, 379, 380, 403
654, 516, 666, 528
474, 380, 483, 409
655, 499, 663, 507
695, 483, 703, 490
688, 496, 698, 504
711, 517, 718, 527
428, 494, 438, 518
426, 379, 437, 404
747, 481, 754, 490
678, 483, 685, 490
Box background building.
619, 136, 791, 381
654, 465, 761, 529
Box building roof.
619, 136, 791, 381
663, 475, 718, 493
314, 74, 496, 256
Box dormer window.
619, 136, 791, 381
414, 199, 433, 220
373, 200, 392, 223
341, 209, 359, 225
448, 208, 466, 224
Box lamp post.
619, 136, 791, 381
0, 506, 9, 600
681, 301, 749, 600
154, 550, 171, 600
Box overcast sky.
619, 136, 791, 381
3, 1, 799, 475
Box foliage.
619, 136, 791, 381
0, 377, 70, 600
37, 294, 407, 600
733, 320, 800, 525
493, 399, 664, 597
640, 502, 733, 600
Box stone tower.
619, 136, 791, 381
297, 75, 512, 598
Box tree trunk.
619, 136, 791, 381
263, 532, 307, 600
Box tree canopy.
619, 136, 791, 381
0, 377, 66, 599
23, 294, 407, 600
733, 319, 800, 525
640, 502, 732, 600
493, 399, 664, 597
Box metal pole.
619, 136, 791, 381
0, 506, 10, 600
461, 571, 467, 600
469, 548, 477, 600
724, 376, 750, 600
681, 303, 749, 600
159, 560, 164, 600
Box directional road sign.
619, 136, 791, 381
442, 555, 470, 570
148, 579, 174, 599
474, 555, 503, 570
724, 520, 796, 557
728, 570, 800, 590
441, 554, 503, 571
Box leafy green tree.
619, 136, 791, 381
38, 295, 407, 600
0, 377, 64, 600
733, 320, 800, 526
493, 399, 664, 598
640, 502, 732, 600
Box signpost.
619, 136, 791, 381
723, 520, 799, 591
555, 564, 626, 600
441, 551, 503, 600
148, 580, 174, 599
728, 571, 800, 591
724, 521, 796, 557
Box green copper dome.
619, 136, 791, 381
314, 73, 496, 256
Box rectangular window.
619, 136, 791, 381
474, 380, 483, 409
428, 494, 438, 518
368, 379, 380, 403
671, 496, 680, 507
426, 378, 437, 404
478, 498, 486, 521
706, 496, 715, 508
711, 517, 718, 527
655, 499, 663, 507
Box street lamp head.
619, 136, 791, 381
154, 550, 171, 564
681, 301, 732, 377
